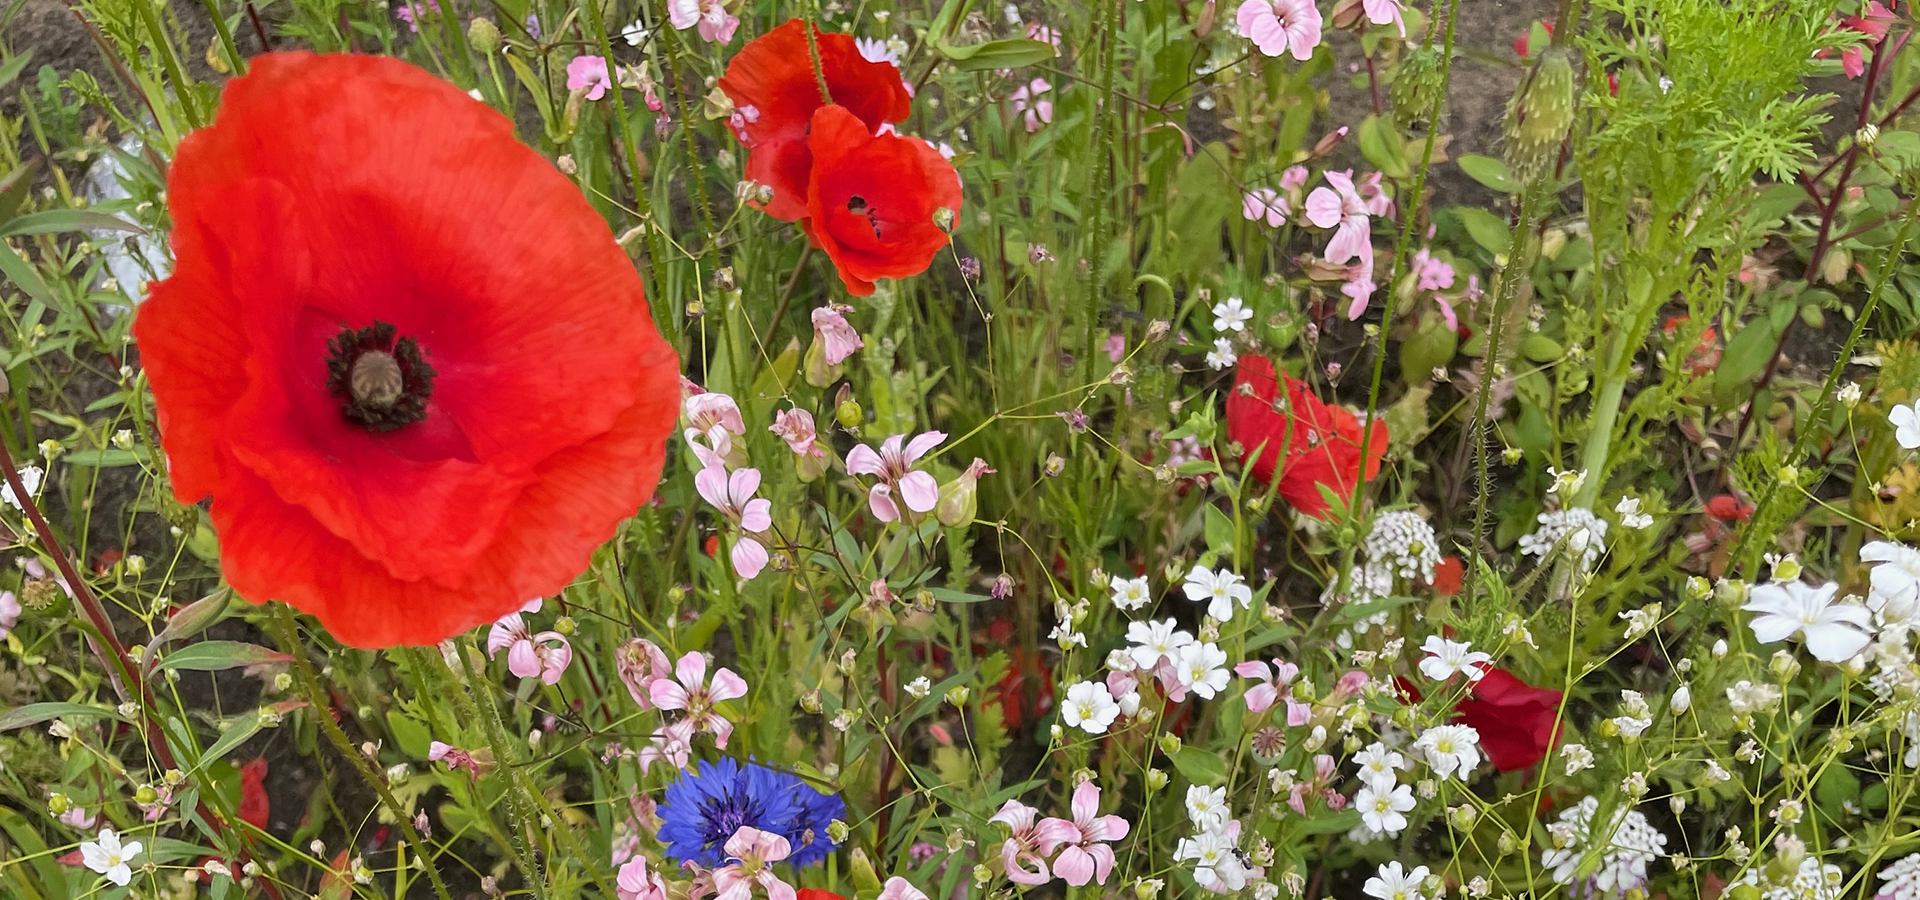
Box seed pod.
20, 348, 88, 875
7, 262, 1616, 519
1391, 43, 1449, 131
1502, 48, 1576, 184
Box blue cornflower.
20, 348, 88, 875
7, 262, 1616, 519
658, 758, 845, 868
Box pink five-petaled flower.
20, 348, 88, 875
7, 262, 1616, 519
650, 650, 749, 748
811, 305, 865, 365
769, 408, 818, 456
617, 856, 670, 900
989, 799, 1055, 886
486, 611, 572, 685
1234, 658, 1311, 724
1241, 188, 1289, 227
684, 390, 747, 470
1237, 0, 1323, 61
566, 56, 614, 100
1035, 781, 1131, 886
712, 827, 797, 900
669, 0, 740, 44
637, 726, 692, 774
1010, 78, 1054, 132
1305, 171, 1374, 273
847, 432, 946, 523
695, 465, 775, 578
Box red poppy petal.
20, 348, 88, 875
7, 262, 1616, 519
805, 105, 960, 295
133, 242, 247, 503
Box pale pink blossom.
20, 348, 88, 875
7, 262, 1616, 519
1011, 79, 1054, 132
0, 590, 18, 639
1233, 658, 1303, 715
617, 638, 674, 710
695, 465, 774, 578
1305, 171, 1374, 271
847, 432, 946, 523
1104, 333, 1127, 362
637, 727, 692, 774
567, 56, 613, 100
812, 305, 865, 365
684, 391, 747, 470
1237, 0, 1323, 61
669, 0, 739, 44
1035, 782, 1130, 886
58, 805, 97, 829
427, 741, 483, 778
877, 878, 929, 900
1356, 171, 1392, 217
486, 613, 572, 685
1279, 165, 1310, 191
712, 827, 796, 900
1412, 248, 1455, 292
1026, 22, 1062, 48
618, 857, 670, 900
1341, 264, 1377, 320
1241, 188, 1290, 227
650, 651, 749, 748
769, 408, 819, 456
1363, 0, 1406, 36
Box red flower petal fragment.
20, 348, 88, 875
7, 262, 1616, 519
802, 105, 963, 296
238, 757, 270, 830
1706, 494, 1756, 522
135, 53, 679, 648
718, 19, 913, 221
1452, 667, 1563, 772
1225, 355, 1387, 518
1432, 555, 1464, 596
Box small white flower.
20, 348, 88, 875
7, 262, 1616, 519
1174, 641, 1231, 699
1061, 680, 1120, 734
1, 464, 43, 510
1744, 580, 1874, 662
1547, 466, 1586, 495
1182, 565, 1254, 622
1561, 743, 1594, 775
1110, 575, 1152, 611
1185, 784, 1230, 830
1206, 337, 1239, 371
1892, 400, 1920, 450
1362, 861, 1430, 900
1355, 782, 1416, 834
1668, 685, 1691, 715
904, 676, 932, 699
1353, 742, 1408, 789
1614, 496, 1653, 530
1838, 381, 1863, 407
1363, 511, 1441, 583
1212, 296, 1254, 333
1126, 618, 1195, 670
1413, 724, 1482, 780
1876, 852, 1920, 900
1417, 635, 1491, 682
81, 828, 142, 887
1517, 507, 1608, 571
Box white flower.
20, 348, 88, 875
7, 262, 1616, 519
622, 19, 650, 45
1863, 541, 1920, 635
1126, 618, 1195, 670
1725, 680, 1783, 716
1540, 796, 1667, 894
1355, 781, 1415, 834
1185, 784, 1230, 830
1362, 861, 1430, 900
1614, 496, 1653, 530
1212, 296, 1254, 332
1877, 853, 1920, 900
1413, 724, 1481, 780
1182, 566, 1254, 622
1061, 680, 1120, 734
1741, 856, 1844, 900
1417, 635, 1491, 682
1668, 685, 1691, 715
1174, 641, 1231, 699
1547, 467, 1587, 495
81, 828, 142, 887
1561, 743, 1594, 775
1178, 829, 1251, 892
1517, 507, 1608, 571
1364, 511, 1441, 583
1839, 381, 1863, 406
1206, 337, 1239, 371
904, 676, 932, 699
1892, 400, 1920, 449
1744, 580, 1874, 662
1353, 742, 1408, 789
1, 464, 43, 510
1110, 575, 1152, 611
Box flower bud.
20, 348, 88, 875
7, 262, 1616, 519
836, 399, 864, 429
1770, 650, 1801, 681
945, 685, 970, 706
1158, 733, 1183, 756
1043, 453, 1066, 477
935, 458, 994, 527
467, 17, 502, 53
1714, 579, 1749, 608
800, 689, 823, 714
1145, 768, 1169, 791
1669, 684, 1691, 715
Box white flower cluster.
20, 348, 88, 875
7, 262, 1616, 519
1352, 742, 1414, 836
1517, 507, 1609, 571
1540, 796, 1667, 896
1363, 511, 1441, 584
1740, 856, 1845, 900
1175, 786, 1262, 893
1877, 852, 1920, 900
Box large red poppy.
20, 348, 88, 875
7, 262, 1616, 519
1453, 668, 1563, 772
718, 19, 913, 222
801, 105, 962, 296
134, 53, 679, 648
1225, 355, 1388, 518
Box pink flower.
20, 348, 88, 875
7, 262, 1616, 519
684, 390, 747, 470
989, 800, 1054, 885
1279, 165, 1310, 191
769, 408, 819, 456
58, 805, 97, 829
486, 612, 572, 685
1341, 264, 1377, 320
1412, 248, 1455, 292
0, 590, 17, 639
1356, 171, 1392, 217
811, 305, 865, 365
712, 827, 796, 900
394, 0, 438, 32
1305, 171, 1374, 271
1104, 333, 1127, 362
1232, 658, 1302, 715
847, 432, 946, 523
428, 741, 483, 778
1241, 188, 1290, 227
1362, 0, 1406, 36
1035, 782, 1130, 886
669, 0, 740, 44
617, 638, 673, 710
637, 727, 692, 774
1011, 79, 1054, 132
1026, 22, 1063, 48
695, 465, 774, 578
877, 878, 930, 900
1434, 294, 1460, 333
1237, 0, 1323, 61
617, 857, 670, 900
567, 56, 614, 101
650, 650, 749, 748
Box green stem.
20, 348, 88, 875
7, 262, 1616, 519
134, 0, 204, 130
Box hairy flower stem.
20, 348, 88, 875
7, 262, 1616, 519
267, 605, 456, 900
1081, 0, 1121, 374
1462, 185, 1542, 609
581, 0, 675, 337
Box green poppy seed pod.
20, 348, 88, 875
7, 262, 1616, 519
467, 17, 501, 54
135, 785, 159, 805
1503, 49, 1576, 184
934, 458, 993, 527
1391, 43, 1449, 131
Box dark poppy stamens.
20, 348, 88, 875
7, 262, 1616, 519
325, 321, 436, 432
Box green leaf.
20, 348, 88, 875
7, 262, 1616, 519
1203, 504, 1235, 556
1520, 334, 1564, 362
0, 702, 128, 731
1170, 745, 1229, 785
1297, 809, 1363, 835
154, 641, 294, 673
0, 244, 53, 305
1456, 155, 1519, 193
1714, 318, 1782, 397
61, 448, 148, 467
1453, 207, 1511, 253
148, 589, 232, 646
0, 51, 32, 91
928, 587, 991, 604
939, 38, 1057, 70
1357, 114, 1411, 180
0, 209, 145, 238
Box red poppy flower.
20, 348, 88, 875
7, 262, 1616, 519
238, 757, 270, 830
1706, 494, 1756, 522
1225, 355, 1388, 519
718, 19, 913, 222
134, 53, 679, 648
1453, 667, 1562, 772
801, 105, 962, 296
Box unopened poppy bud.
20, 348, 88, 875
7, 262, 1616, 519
467, 17, 501, 53
935, 458, 993, 526
836, 399, 863, 429
1503, 49, 1575, 183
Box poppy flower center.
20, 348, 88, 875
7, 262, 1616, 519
325, 321, 436, 432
